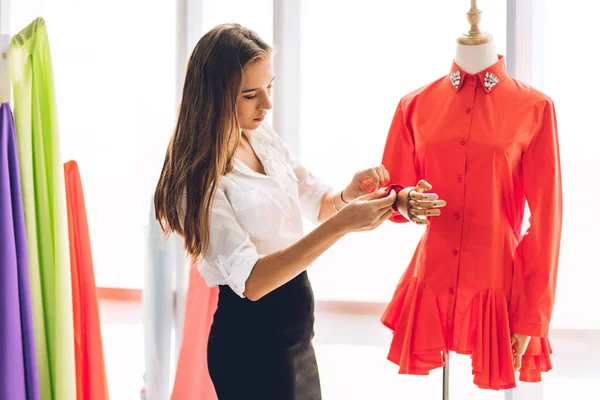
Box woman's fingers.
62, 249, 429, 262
358, 176, 377, 193
372, 167, 384, 189
375, 165, 388, 186
359, 187, 386, 201
371, 188, 396, 209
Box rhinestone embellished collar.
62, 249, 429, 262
448, 55, 507, 94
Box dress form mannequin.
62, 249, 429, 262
454, 0, 497, 74
382, 0, 558, 392
441, 2, 531, 399
454, 38, 497, 75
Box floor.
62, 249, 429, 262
99, 300, 600, 400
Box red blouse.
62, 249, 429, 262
380, 56, 562, 390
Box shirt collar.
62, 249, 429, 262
448, 55, 507, 94
232, 125, 273, 178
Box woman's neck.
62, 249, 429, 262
454, 40, 498, 74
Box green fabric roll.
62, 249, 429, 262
10, 17, 76, 400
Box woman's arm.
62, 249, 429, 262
316, 165, 390, 222
244, 188, 395, 300
244, 209, 345, 300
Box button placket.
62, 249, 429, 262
448, 89, 477, 328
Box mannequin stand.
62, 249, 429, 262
443, 352, 450, 400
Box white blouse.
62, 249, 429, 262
198, 122, 333, 298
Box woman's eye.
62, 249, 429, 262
244, 94, 257, 100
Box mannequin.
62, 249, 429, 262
380, 0, 560, 394
454, 0, 532, 376
454, 1, 497, 74
443, 6, 503, 397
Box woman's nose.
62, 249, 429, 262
259, 91, 272, 110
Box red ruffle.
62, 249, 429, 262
381, 277, 446, 375
520, 337, 552, 382
381, 278, 552, 390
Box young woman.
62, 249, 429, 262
154, 23, 444, 400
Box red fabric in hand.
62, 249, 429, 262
382, 184, 404, 211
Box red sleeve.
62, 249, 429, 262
381, 98, 418, 223
509, 100, 562, 338
383, 184, 404, 211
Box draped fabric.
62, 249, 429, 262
64, 160, 109, 400
10, 17, 77, 400
0, 102, 40, 400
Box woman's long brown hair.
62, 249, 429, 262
154, 24, 271, 263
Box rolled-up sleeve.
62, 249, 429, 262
291, 158, 333, 224
203, 186, 261, 298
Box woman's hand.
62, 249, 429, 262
333, 187, 397, 233
343, 165, 390, 201
395, 180, 447, 225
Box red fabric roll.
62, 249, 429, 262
64, 160, 109, 400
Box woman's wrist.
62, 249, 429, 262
342, 184, 360, 202
332, 192, 341, 212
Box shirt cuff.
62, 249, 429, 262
215, 238, 260, 298
510, 318, 549, 338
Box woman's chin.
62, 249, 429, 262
241, 120, 262, 130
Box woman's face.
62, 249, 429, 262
237, 56, 275, 131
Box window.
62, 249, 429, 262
541, 0, 600, 331
201, 0, 273, 44
534, 1, 600, 398
10, 0, 178, 288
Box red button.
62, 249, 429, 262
455, 212, 461, 220
465, 107, 472, 113
452, 249, 459, 256
449, 288, 455, 295
460, 138, 467, 145
457, 175, 463, 183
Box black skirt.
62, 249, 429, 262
207, 271, 322, 400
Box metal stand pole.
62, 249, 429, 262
443, 352, 450, 400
